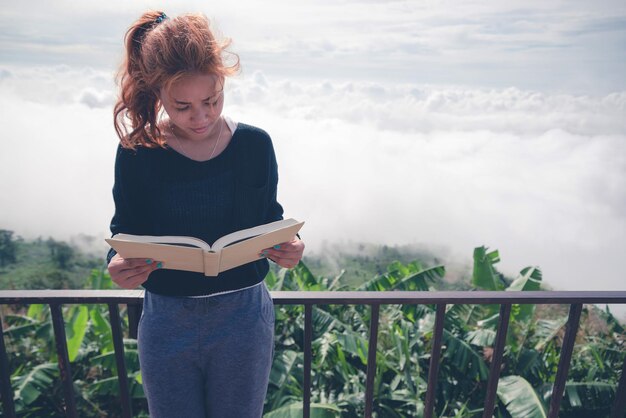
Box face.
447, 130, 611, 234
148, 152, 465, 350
159, 73, 225, 140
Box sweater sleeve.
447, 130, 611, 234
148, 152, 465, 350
265, 136, 284, 224
106, 145, 144, 265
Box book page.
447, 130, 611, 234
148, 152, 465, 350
110, 233, 211, 251
218, 221, 304, 272
212, 218, 302, 251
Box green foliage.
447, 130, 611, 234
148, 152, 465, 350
46, 239, 75, 270
12, 363, 58, 408
497, 375, 547, 418
472, 246, 505, 290
0, 235, 102, 290
264, 402, 342, 418
0, 229, 18, 267
2, 241, 624, 418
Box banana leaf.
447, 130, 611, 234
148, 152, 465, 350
66, 305, 89, 362
356, 264, 444, 292
12, 362, 58, 406
443, 330, 489, 380
506, 266, 542, 322
264, 402, 341, 418
496, 375, 547, 418
472, 246, 504, 291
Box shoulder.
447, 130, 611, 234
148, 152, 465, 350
235, 123, 274, 149
114, 143, 162, 179
116, 142, 165, 161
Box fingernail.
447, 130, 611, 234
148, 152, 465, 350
146, 259, 153, 264
262, 250, 268, 255
157, 262, 163, 268
273, 245, 281, 250
259, 253, 266, 258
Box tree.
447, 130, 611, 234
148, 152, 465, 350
0, 229, 17, 267
46, 238, 75, 269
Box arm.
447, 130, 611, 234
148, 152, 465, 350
262, 136, 304, 268
106, 145, 160, 287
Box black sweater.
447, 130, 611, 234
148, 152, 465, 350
106, 123, 284, 296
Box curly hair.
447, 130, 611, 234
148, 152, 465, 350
113, 11, 240, 150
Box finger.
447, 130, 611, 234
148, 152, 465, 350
123, 268, 154, 288
265, 243, 302, 253
120, 260, 162, 274
268, 255, 301, 266
269, 251, 300, 260
119, 264, 157, 278
121, 258, 160, 269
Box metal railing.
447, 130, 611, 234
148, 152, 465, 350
1, 290, 625, 418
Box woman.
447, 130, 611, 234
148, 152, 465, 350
106, 11, 304, 417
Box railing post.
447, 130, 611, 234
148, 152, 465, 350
610, 351, 626, 418
126, 303, 142, 340
424, 303, 446, 418
109, 304, 133, 418
364, 304, 380, 418
0, 312, 16, 418
50, 304, 78, 418
482, 303, 512, 418
303, 304, 312, 418
547, 303, 583, 418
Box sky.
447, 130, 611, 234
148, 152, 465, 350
1, 0, 625, 310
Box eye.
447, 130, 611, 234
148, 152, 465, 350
175, 107, 189, 112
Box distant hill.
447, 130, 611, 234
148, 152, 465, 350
1, 229, 474, 291
0, 230, 103, 290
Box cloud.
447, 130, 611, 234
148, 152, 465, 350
77, 87, 114, 108
1, 64, 624, 313
1, 0, 625, 92
222, 72, 625, 295
227, 74, 626, 136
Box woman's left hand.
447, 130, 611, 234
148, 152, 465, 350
260, 237, 305, 269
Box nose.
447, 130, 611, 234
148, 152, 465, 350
191, 105, 219, 123
191, 107, 209, 123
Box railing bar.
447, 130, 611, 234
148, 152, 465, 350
547, 303, 583, 418
50, 304, 78, 418
126, 303, 142, 340
482, 304, 512, 418
109, 304, 133, 418
609, 350, 626, 418
424, 303, 446, 418
3, 290, 626, 305
364, 304, 380, 418
0, 310, 16, 418
303, 304, 312, 418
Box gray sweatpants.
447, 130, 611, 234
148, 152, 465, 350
137, 282, 275, 418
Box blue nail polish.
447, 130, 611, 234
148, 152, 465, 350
157, 262, 163, 268
146, 259, 153, 264
273, 245, 281, 250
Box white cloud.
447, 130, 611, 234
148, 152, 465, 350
1, 0, 625, 92
1, 66, 623, 302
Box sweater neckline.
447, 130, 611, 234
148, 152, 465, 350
164, 121, 240, 164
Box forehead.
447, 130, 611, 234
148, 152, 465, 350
166, 73, 224, 100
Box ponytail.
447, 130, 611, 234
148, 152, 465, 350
114, 11, 168, 150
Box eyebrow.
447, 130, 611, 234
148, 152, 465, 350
173, 89, 223, 105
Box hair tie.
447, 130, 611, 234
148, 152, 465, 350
155, 12, 168, 24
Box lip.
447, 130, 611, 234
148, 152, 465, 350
190, 125, 209, 134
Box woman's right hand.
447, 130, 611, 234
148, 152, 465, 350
107, 253, 161, 289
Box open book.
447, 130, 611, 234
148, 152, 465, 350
105, 218, 304, 276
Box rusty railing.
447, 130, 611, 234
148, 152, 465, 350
1, 290, 625, 418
